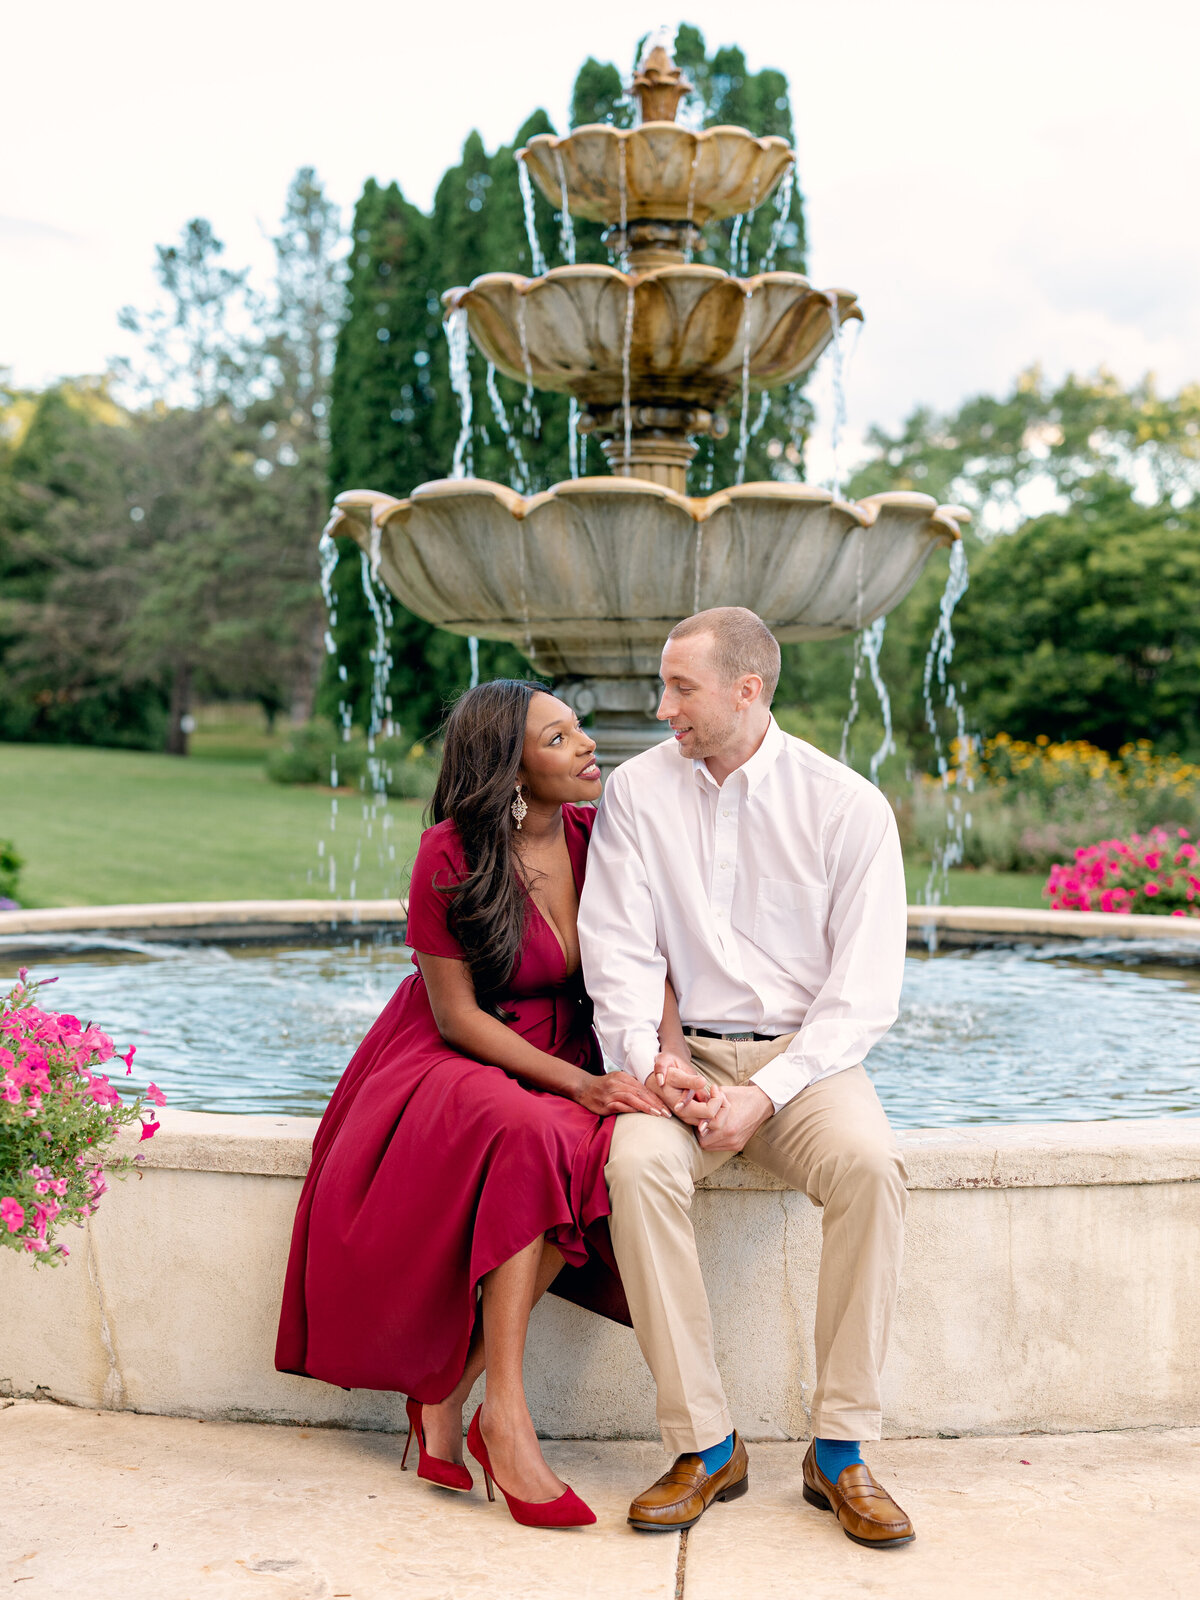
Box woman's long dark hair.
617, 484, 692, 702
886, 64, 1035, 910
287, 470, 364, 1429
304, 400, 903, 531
428, 679, 539, 1015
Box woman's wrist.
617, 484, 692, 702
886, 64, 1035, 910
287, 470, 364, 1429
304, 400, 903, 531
567, 1068, 593, 1105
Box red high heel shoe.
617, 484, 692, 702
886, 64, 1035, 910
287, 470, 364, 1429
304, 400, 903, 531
401, 1397, 473, 1493
466, 1405, 596, 1528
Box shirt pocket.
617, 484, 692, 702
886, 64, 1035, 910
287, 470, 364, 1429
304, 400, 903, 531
749, 877, 828, 960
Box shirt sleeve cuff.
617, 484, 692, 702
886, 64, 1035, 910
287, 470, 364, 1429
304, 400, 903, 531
750, 1056, 815, 1114
625, 1035, 660, 1085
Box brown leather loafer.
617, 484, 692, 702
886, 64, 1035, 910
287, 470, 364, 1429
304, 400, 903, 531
628, 1433, 749, 1531
801, 1442, 915, 1548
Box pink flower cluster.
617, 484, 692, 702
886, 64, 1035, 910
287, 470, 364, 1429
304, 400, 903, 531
1045, 826, 1200, 916
1, 969, 166, 1265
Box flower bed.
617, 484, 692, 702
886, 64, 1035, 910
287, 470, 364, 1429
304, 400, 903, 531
1046, 826, 1200, 916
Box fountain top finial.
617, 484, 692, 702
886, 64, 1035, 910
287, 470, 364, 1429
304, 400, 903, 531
631, 32, 693, 124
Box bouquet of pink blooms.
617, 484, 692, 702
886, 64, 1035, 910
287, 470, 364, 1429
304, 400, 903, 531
1, 969, 165, 1264
1045, 826, 1200, 916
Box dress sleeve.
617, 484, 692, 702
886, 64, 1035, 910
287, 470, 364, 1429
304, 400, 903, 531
405, 828, 468, 960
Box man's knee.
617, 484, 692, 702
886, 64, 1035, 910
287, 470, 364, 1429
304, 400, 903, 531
605, 1121, 696, 1208
817, 1133, 907, 1210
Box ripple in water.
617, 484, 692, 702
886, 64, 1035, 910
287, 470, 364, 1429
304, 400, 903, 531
3, 938, 1199, 1127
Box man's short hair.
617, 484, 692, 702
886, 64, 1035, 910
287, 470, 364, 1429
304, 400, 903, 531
666, 607, 782, 706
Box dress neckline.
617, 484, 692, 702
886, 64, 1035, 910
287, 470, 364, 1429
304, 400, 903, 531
522, 807, 589, 977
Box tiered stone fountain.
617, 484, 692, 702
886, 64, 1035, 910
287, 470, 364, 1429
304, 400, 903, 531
326, 42, 967, 770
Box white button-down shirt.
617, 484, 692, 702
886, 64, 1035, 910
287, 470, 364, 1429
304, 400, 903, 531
577, 717, 907, 1111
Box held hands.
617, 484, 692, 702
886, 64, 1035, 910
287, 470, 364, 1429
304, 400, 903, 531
694, 1083, 774, 1151
649, 1052, 727, 1134
574, 1069, 672, 1118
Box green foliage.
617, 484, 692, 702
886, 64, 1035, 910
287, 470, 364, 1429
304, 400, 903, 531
0, 839, 22, 904
266, 719, 439, 800
940, 478, 1200, 754
327, 24, 810, 736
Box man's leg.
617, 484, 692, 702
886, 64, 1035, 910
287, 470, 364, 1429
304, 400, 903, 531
742, 1059, 907, 1444
605, 1040, 739, 1455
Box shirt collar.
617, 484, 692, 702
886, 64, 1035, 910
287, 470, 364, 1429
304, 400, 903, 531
692, 715, 785, 796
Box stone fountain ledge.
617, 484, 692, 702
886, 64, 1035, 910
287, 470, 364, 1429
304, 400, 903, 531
2, 899, 1199, 946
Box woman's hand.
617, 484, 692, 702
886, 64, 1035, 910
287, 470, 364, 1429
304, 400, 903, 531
573, 1070, 673, 1118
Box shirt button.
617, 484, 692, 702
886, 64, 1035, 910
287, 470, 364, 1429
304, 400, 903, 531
722, 809, 731, 817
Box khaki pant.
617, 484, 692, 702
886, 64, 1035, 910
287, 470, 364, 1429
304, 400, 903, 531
606, 1036, 906, 1454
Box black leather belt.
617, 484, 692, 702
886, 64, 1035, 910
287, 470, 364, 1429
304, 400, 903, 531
684, 1026, 783, 1044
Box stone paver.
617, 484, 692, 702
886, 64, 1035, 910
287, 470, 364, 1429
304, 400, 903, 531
2, 1402, 1198, 1599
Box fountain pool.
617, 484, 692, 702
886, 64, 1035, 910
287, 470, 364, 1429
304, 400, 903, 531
6, 934, 1199, 1127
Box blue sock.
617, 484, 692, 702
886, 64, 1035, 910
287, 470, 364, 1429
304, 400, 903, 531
814, 1438, 863, 1481
697, 1431, 735, 1473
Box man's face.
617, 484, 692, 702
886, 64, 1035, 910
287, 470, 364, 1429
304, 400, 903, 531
657, 633, 742, 760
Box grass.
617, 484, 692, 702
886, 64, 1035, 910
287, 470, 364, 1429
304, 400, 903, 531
1, 740, 1049, 911
0, 743, 424, 907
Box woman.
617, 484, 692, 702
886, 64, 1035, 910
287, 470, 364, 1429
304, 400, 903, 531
276, 680, 671, 1528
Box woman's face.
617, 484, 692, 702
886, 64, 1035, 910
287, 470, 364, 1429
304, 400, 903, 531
520, 692, 601, 805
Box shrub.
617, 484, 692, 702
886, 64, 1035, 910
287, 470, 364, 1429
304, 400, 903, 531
1045, 827, 1200, 915
0, 840, 22, 909
1, 970, 164, 1264
266, 721, 439, 800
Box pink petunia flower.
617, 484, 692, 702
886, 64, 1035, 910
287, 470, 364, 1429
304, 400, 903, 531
145, 1083, 167, 1107
122, 1044, 136, 1074
0, 1197, 25, 1232
139, 1119, 160, 1141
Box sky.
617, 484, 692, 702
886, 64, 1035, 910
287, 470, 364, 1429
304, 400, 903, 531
4, 0, 1199, 465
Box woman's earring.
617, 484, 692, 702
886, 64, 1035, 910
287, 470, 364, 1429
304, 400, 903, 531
511, 784, 528, 830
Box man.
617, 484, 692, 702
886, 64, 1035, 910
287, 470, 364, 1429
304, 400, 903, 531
577, 606, 914, 1548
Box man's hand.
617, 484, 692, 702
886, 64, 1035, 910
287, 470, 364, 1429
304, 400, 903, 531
696, 1083, 774, 1151
648, 1051, 713, 1118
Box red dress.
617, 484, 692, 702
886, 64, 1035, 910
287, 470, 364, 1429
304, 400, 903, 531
275, 803, 627, 1401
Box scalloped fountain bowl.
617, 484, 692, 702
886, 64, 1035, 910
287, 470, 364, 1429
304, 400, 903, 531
519, 122, 793, 226
446, 266, 859, 411
329, 478, 964, 679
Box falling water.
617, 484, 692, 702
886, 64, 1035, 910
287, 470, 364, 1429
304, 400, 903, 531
553, 149, 576, 266
729, 212, 744, 276
517, 158, 547, 277
617, 140, 629, 271
621, 283, 635, 472
863, 619, 897, 783
734, 289, 754, 485
485, 361, 531, 494
684, 146, 701, 264
921, 541, 972, 907
739, 178, 760, 277
567, 396, 580, 478
514, 296, 541, 458
517, 521, 534, 659
826, 294, 847, 500
760, 166, 795, 272
468, 635, 480, 689
444, 307, 474, 478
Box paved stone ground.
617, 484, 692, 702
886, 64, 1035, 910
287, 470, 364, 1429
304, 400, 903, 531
2, 1401, 1198, 1599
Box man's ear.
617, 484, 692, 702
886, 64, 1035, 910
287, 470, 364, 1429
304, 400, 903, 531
739, 674, 764, 707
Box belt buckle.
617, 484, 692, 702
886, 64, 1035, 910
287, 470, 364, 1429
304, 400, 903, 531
726, 1032, 755, 1043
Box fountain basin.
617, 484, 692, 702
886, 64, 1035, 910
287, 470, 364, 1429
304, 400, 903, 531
445, 266, 859, 410
327, 478, 963, 678
519, 122, 793, 228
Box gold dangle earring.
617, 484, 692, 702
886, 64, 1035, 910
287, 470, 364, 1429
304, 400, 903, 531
511, 783, 528, 830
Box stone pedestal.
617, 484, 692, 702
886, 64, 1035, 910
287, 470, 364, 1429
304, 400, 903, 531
558, 676, 670, 778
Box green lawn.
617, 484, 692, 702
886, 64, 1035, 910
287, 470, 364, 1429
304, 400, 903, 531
0, 743, 425, 907
0, 742, 1048, 910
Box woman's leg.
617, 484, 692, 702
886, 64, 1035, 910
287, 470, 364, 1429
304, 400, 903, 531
420, 1237, 562, 1467
478, 1236, 568, 1501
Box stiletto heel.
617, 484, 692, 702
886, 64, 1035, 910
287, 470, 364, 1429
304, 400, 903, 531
466, 1405, 595, 1529
403, 1397, 473, 1493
